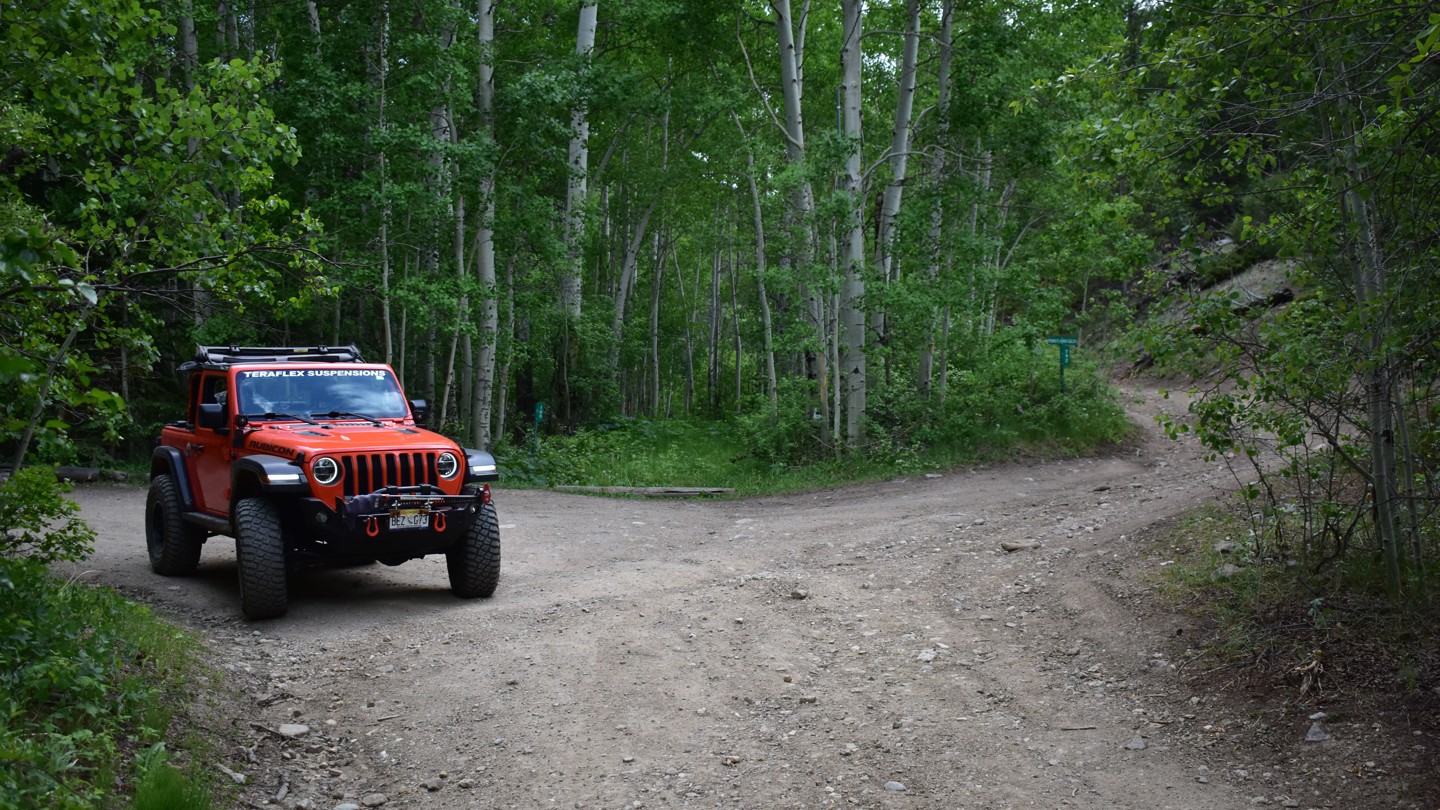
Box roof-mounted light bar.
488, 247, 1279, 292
179, 344, 366, 372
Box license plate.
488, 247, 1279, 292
388, 508, 430, 531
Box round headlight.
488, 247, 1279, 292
436, 452, 459, 480
313, 456, 341, 486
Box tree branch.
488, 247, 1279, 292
735, 15, 796, 150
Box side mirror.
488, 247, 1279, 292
409, 399, 430, 427
198, 403, 228, 432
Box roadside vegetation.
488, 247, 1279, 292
1157, 505, 1439, 705
1060, 0, 1438, 692
502, 354, 1130, 495
0, 470, 216, 810
1, 0, 1436, 803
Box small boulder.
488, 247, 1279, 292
1212, 563, 1243, 581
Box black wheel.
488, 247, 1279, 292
448, 503, 500, 598
234, 497, 288, 619
145, 475, 204, 576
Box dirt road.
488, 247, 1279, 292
66, 384, 1436, 809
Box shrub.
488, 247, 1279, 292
0, 467, 95, 563
502, 417, 743, 488
0, 558, 206, 808
734, 378, 833, 468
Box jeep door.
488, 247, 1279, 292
191, 372, 234, 514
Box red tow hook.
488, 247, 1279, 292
365, 516, 380, 537
433, 513, 447, 533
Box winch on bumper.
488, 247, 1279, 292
289, 483, 490, 561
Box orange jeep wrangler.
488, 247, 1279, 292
148, 345, 500, 619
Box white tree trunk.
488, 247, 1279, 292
708, 245, 721, 412
731, 237, 742, 412
179, 0, 211, 321
495, 254, 517, 444
377, 2, 394, 364
840, 0, 866, 446
421, 12, 457, 406
734, 113, 778, 413
965, 147, 993, 338
649, 235, 663, 417
217, 0, 237, 59
1342, 125, 1402, 597
613, 110, 672, 384
773, 0, 829, 433
871, 0, 920, 343
179, 0, 198, 88
306, 0, 321, 53
919, 0, 953, 395
561, 1, 599, 319
471, 0, 499, 449
612, 198, 658, 351
937, 304, 951, 407
675, 251, 696, 413
439, 193, 467, 428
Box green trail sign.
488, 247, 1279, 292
1047, 337, 1077, 393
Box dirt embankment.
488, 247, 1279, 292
66, 384, 1437, 809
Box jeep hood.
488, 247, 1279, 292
240, 422, 459, 457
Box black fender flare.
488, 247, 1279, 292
231, 455, 310, 499
463, 449, 499, 484
150, 446, 197, 511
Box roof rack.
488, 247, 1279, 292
179, 345, 365, 372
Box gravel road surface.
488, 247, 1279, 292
63, 384, 1437, 809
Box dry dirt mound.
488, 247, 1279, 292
65, 383, 1437, 808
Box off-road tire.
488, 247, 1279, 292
448, 503, 500, 598
234, 497, 288, 619
145, 474, 205, 575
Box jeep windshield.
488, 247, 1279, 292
235, 368, 409, 421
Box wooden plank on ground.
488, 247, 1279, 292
554, 485, 734, 498
0, 464, 102, 482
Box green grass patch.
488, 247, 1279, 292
0, 558, 215, 809
499, 417, 861, 496
132, 743, 213, 810
498, 417, 941, 496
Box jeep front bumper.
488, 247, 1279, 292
286, 484, 490, 562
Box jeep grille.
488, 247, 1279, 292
338, 452, 439, 497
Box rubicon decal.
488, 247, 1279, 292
247, 440, 298, 457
